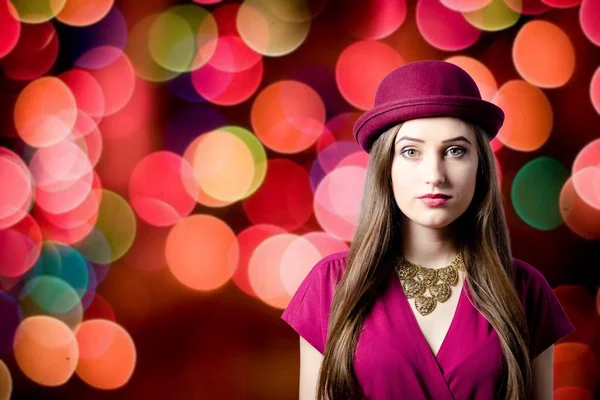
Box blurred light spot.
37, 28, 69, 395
59, 6, 127, 68
0, 359, 11, 400
339, 0, 407, 40
317, 142, 363, 175
78, 47, 135, 117
28, 140, 91, 191
0, 20, 58, 81
541, 0, 580, 6
310, 142, 363, 191
19, 275, 84, 328
148, 5, 217, 73
209, 35, 262, 73
248, 233, 299, 308
129, 151, 197, 227
75, 319, 136, 389
0, 0, 20, 58
301, 231, 349, 256
13, 316, 78, 387
56, 0, 114, 26
560, 171, 600, 239
25, 243, 90, 300
0, 148, 33, 229
126, 13, 180, 82
489, 136, 504, 153
554, 343, 599, 391
337, 151, 370, 169
591, 67, 600, 114
279, 235, 322, 296
10, 0, 66, 23
513, 20, 575, 88
416, 0, 481, 51
59, 69, 106, 121
236, 0, 311, 56
242, 159, 313, 230
444, 56, 498, 101
252, 80, 325, 153
68, 112, 103, 167
191, 128, 260, 202
165, 214, 239, 291
0, 293, 22, 357
314, 165, 366, 241
213, 3, 240, 36
441, 0, 493, 11
191, 36, 264, 106
336, 40, 404, 110
511, 157, 568, 230
492, 80, 553, 151
572, 166, 600, 210
195, 0, 224, 4
182, 136, 233, 208
83, 293, 115, 322
73, 190, 136, 263
462, 0, 521, 31
317, 112, 362, 153
14, 77, 77, 148
505, 0, 550, 14
232, 224, 287, 298
29, 140, 94, 215
573, 138, 600, 174
32, 171, 102, 245
0, 214, 42, 278
258, 0, 313, 22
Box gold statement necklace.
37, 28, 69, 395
395, 253, 465, 316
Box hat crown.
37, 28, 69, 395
374, 60, 482, 106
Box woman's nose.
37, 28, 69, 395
423, 154, 446, 185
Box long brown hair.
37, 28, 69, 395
316, 120, 533, 399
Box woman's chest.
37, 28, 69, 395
351, 275, 506, 400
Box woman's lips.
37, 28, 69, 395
419, 197, 450, 207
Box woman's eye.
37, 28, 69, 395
402, 149, 418, 158
400, 147, 466, 158
448, 147, 466, 156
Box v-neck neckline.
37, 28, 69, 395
396, 270, 466, 362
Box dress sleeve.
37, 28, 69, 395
514, 258, 576, 361
280, 252, 346, 354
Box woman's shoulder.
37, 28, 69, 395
510, 257, 551, 291
509, 257, 576, 360
318, 249, 350, 268
310, 249, 350, 283
510, 257, 562, 311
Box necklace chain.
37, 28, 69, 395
394, 253, 465, 316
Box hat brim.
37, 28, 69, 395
354, 95, 505, 153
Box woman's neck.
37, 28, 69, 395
401, 220, 459, 268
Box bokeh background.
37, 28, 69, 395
0, 0, 599, 398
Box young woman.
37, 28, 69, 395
281, 60, 575, 400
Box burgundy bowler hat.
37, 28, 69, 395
353, 60, 505, 153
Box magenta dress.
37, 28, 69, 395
280, 250, 576, 400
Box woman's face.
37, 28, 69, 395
391, 117, 479, 230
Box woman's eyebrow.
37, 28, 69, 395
395, 135, 472, 145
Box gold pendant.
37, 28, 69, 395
429, 282, 451, 302
402, 279, 425, 298
396, 253, 464, 316
414, 294, 436, 316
